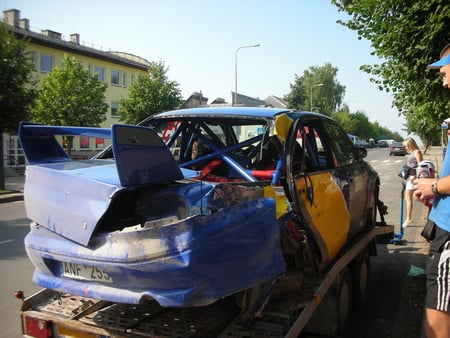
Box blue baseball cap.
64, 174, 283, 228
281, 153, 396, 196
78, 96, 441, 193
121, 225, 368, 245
428, 43, 450, 69
428, 54, 450, 69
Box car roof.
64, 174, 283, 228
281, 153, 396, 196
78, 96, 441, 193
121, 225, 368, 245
145, 107, 328, 125
153, 107, 290, 119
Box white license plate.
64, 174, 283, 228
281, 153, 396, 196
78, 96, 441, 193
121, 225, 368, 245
62, 262, 113, 283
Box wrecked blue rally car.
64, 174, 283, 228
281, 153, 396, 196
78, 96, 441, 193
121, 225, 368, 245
20, 107, 380, 312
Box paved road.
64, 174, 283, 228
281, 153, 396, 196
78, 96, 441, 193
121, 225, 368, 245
0, 200, 40, 338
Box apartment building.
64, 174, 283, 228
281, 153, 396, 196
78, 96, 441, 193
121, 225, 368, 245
3, 9, 151, 168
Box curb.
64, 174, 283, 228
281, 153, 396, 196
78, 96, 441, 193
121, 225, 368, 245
0, 192, 23, 203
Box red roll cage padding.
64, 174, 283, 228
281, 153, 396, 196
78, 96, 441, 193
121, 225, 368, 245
250, 170, 275, 180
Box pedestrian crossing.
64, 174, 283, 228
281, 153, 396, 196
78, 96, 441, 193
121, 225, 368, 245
369, 159, 405, 164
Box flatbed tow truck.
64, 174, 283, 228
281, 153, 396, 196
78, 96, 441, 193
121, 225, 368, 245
17, 222, 393, 338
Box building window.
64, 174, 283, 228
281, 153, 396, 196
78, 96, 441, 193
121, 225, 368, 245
131, 74, 135, 84
29, 51, 37, 71
40, 53, 54, 73
111, 101, 119, 117
122, 72, 127, 87
79, 136, 90, 149
95, 138, 105, 149
94, 66, 105, 82
111, 70, 120, 86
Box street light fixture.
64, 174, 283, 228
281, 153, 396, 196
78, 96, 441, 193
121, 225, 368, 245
310, 83, 323, 112
234, 43, 260, 106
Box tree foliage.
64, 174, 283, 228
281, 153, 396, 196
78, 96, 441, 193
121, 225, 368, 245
332, 0, 450, 148
285, 63, 345, 115
31, 55, 108, 154
119, 61, 183, 124
0, 22, 35, 189
285, 62, 401, 141
32, 55, 108, 127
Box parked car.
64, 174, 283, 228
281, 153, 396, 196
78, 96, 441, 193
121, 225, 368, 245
389, 141, 407, 156
19, 107, 381, 310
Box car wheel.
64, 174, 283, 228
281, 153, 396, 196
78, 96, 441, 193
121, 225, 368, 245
336, 267, 353, 334
366, 191, 377, 229
350, 248, 370, 309
305, 267, 353, 336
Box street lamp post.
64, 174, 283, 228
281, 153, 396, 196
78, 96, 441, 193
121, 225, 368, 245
310, 83, 323, 112
234, 43, 260, 106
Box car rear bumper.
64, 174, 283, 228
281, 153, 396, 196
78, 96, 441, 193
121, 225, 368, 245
25, 198, 286, 306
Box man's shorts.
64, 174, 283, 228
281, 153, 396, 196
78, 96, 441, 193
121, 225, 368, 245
425, 223, 450, 311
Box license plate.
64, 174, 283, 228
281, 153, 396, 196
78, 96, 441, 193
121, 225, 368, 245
62, 262, 113, 283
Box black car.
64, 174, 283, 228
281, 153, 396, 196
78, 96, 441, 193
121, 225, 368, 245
389, 142, 407, 156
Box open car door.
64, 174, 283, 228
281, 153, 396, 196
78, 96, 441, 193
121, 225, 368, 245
285, 116, 351, 270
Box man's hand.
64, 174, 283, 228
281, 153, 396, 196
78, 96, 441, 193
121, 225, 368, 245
413, 177, 434, 202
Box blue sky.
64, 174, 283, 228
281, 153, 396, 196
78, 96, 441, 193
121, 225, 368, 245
1, 0, 406, 136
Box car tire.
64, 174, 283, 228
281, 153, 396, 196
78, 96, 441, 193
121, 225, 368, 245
350, 248, 370, 309
336, 267, 353, 335
305, 268, 353, 336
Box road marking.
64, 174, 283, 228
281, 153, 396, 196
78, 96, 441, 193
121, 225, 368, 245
0, 239, 15, 245
370, 159, 406, 164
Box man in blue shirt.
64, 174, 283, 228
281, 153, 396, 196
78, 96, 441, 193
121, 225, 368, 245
414, 42, 450, 338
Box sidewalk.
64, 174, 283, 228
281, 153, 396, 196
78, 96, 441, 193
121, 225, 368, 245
0, 173, 25, 203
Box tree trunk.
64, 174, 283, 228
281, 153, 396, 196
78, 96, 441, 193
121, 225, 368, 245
0, 133, 5, 190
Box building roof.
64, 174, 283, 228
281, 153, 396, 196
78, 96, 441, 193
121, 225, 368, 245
264, 95, 288, 108
231, 92, 266, 107
3, 9, 150, 71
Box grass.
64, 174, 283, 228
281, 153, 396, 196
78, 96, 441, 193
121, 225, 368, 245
0, 189, 16, 194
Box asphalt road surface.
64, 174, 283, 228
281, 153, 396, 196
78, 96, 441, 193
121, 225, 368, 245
0, 200, 39, 338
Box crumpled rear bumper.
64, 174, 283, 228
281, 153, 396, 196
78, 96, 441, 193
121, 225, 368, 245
25, 198, 286, 307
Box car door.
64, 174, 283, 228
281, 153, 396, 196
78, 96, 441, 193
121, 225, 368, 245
322, 118, 369, 237
285, 115, 352, 270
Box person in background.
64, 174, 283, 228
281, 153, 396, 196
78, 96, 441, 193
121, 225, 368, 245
403, 137, 423, 227
413, 42, 450, 338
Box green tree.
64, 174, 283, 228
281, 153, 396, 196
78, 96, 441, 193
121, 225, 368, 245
0, 22, 35, 189
119, 61, 183, 124
351, 111, 373, 139
285, 63, 345, 115
32, 55, 108, 153
332, 0, 450, 149
332, 111, 358, 134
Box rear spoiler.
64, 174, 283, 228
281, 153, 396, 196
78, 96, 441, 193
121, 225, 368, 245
19, 122, 183, 187
19, 122, 110, 165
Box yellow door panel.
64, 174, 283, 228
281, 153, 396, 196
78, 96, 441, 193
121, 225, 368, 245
294, 171, 350, 261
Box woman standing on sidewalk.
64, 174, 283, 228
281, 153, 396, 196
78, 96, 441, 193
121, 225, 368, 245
403, 137, 423, 227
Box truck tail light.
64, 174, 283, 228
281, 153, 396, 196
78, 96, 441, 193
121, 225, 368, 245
24, 316, 52, 338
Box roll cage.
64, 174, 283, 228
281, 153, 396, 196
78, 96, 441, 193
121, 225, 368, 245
146, 116, 279, 183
